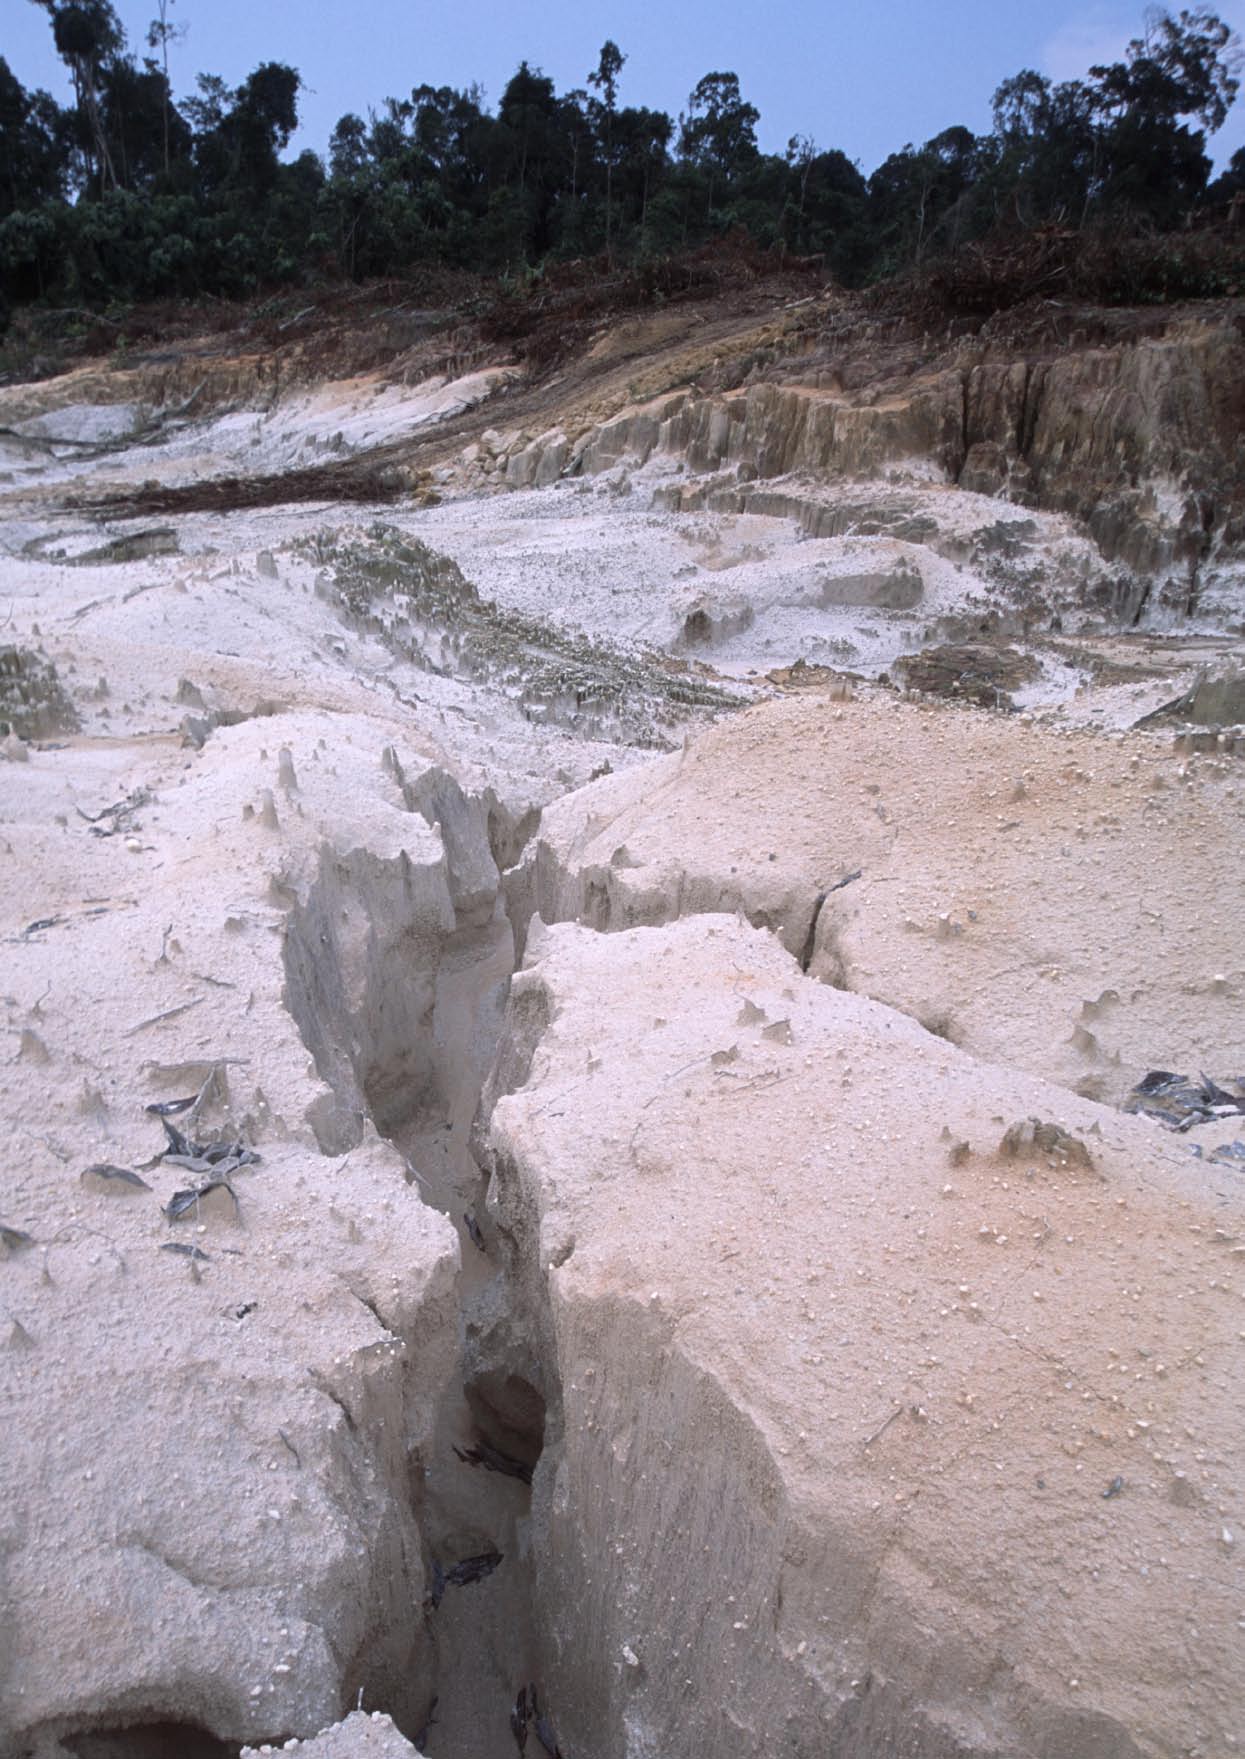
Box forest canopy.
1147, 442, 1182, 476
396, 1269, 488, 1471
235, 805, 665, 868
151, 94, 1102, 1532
1, 3, 1243, 316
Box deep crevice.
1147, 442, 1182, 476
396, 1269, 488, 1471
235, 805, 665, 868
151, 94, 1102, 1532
276, 766, 548, 1758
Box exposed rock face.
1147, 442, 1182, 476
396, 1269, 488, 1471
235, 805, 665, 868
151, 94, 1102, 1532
955, 319, 1245, 589
516, 693, 1245, 1106
1144, 664, 1245, 728
479, 914, 1244, 1759
818, 557, 924, 610
549, 308, 1245, 619
1, 287, 1242, 1759
504, 428, 570, 489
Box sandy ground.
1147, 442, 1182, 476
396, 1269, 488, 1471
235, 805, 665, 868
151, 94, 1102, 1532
482, 912, 1245, 1759
519, 690, 1245, 1105
0, 332, 1242, 1758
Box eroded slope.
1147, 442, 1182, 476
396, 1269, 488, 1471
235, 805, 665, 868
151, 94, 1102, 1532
0, 283, 1242, 1758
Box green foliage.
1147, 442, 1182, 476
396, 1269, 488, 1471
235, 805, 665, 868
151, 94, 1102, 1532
0, 56, 69, 215
0, 5, 1241, 326
680, 72, 760, 180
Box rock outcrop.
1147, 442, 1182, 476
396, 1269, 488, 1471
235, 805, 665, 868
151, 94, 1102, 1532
532, 307, 1245, 622
892, 640, 1038, 707
2, 279, 1242, 1759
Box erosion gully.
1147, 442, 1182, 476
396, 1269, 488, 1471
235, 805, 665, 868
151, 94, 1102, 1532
281, 768, 554, 1759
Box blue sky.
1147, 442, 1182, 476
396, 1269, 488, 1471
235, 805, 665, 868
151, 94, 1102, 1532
7, 0, 1244, 173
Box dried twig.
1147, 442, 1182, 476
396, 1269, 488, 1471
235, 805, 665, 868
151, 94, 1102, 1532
124, 996, 205, 1035
863, 1404, 904, 1449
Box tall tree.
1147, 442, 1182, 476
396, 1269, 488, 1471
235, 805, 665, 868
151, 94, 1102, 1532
0, 58, 69, 215
31, 0, 124, 192
1087, 6, 1241, 221
146, 0, 184, 177
615, 103, 672, 245
100, 52, 186, 189
679, 71, 759, 217
182, 61, 299, 198
782, 140, 867, 271
991, 10, 1240, 229
496, 62, 559, 255
588, 39, 625, 255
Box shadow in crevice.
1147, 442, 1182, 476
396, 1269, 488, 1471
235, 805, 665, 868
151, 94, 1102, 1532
59, 1724, 234, 1759
462, 1367, 548, 1480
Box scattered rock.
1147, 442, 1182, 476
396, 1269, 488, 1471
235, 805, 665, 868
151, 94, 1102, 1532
46, 527, 180, 566
1125, 1069, 1245, 1131
893, 641, 1038, 708
176, 676, 207, 708
81, 1163, 151, 1194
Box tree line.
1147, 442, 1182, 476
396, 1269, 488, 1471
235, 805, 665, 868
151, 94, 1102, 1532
2, 1, 1243, 315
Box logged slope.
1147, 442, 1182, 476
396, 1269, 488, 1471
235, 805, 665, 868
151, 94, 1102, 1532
6, 290, 1244, 633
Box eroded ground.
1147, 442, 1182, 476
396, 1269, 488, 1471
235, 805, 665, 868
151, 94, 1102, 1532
1, 288, 1242, 1759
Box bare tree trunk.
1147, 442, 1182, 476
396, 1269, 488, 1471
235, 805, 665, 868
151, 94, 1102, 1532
914, 178, 929, 265
79, 59, 117, 192
160, 3, 171, 178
